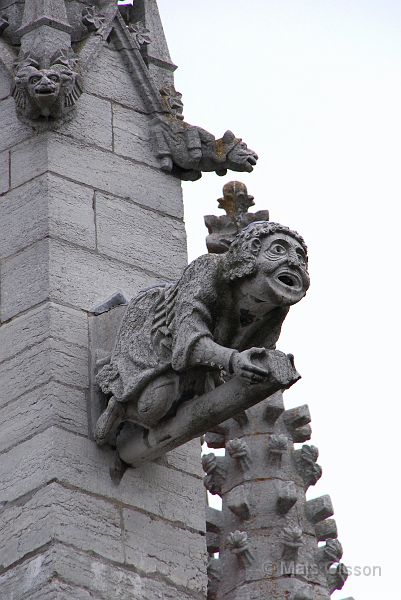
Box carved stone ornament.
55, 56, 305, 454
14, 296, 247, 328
226, 438, 252, 472
226, 531, 254, 566
150, 85, 259, 181
316, 538, 343, 569
205, 181, 270, 253
268, 433, 288, 465
81, 6, 106, 33
94, 220, 309, 467
13, 50, 82, 121
328, 563, 349, 593
128, 20, 152, 47
294, 444, 323, 489
0, 0, 120, 124
202, 453, 226, 496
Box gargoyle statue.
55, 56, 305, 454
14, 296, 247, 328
95, 221, 310, 461
12, 51, 83, 121
150, 85, 258, 181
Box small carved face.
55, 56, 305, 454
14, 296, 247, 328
160, 86, 184, 120
241, 233, 310, 307
27, 69, 61, 102
13, 57, 82, 121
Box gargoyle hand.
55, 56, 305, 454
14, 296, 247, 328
231, 347, 269, 383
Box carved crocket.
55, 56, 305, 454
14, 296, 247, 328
95, 221, 310, 446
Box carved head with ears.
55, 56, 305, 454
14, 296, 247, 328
13, 54, 82, 121
223, 221, 310, 307
215, 130, 259, 176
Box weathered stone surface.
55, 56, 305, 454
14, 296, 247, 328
163, 438, 203, 478
0, 302, 87, 363
47, 175, 95, 245
96, 191, 187, 278
0, 543, 197, 600
0, 427, 205, 531
0, 96, 33, 153
0, 381, 87, 453
306, 495, 334, 524
112, 103, 159, 168
218, 579, 331, 600
123, 508, 207, 593
0, 148, 9, 194
276, 480, 298, 514
21, 580, 96, 600
0, 176, 48, 258
85, 44, 149, 112
0, 238, 156, 320
48, 239, 155, 313
0, 338, 88, 405
315, 518, 338, 542
226, 485, 251, 520
59, 93, 112, 151
0, 482, 124, 569
48, 176, 96, 250
0, 72, 11, 101
206, 507, 223, 533
11, 134, 184, 218
0, 239, 48, 321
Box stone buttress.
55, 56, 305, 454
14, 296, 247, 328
0, 1, 208, 598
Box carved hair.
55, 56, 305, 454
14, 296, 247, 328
222, 221, 308, 281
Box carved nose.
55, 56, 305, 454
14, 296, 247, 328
41, 76, 53, 86
287, 250, 300, 266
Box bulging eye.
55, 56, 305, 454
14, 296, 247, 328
48, 75, 59, 82
271, 243, 286, 255
29, 76, 41, 84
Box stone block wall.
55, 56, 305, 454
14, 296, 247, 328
0, 35, 207, 600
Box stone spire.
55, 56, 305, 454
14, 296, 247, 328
202, 183, 351, 600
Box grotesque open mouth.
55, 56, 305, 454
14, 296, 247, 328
276, 272, 302, 290
278, 274, 296, 287
36, 90, 56, 95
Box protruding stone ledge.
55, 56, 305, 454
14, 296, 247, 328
117, 351, 300, 468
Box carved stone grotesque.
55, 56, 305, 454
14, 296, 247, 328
12, 52, 82, 121
95, 220, 310, 458
150, 85, 259, 181
205, 181, 270, 253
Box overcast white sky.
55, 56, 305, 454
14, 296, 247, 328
154, 1, 401, 599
